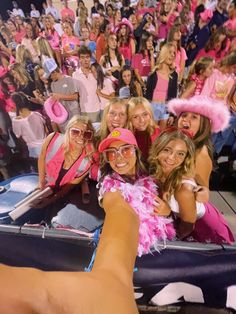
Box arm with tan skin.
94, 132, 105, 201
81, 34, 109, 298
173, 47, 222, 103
0, 192, 139, 314
130, 38, 136, 56
134, 68, 145, 88
180, 81, 196, 99
50, 92, 78, 102
96, 89, 115, 100
195, 146, 212, 189
175, 183, 197, 239
134, 80, 143, 96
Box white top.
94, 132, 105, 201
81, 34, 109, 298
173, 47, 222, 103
30, 9, 40, 18
169, 179, 206, 219
12, 112, 46, 148
45, 6, 60, 21
12, 8, 25, 17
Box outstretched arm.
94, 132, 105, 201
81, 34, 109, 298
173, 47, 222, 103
0, 192, 139, 314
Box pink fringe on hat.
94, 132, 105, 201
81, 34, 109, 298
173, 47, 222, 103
168, 95, 231, 133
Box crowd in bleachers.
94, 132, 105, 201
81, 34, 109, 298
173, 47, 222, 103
0, 0, 236, 244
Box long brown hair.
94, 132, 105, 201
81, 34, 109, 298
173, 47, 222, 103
149, 129, 195, 197
177, 113, 213, 159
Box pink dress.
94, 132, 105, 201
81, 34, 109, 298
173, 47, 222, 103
99, 173, 175, 256
169, 179, 234, 244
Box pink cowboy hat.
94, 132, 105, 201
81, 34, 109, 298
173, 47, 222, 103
115, 18, 134, 33
168, 95, 230, 133
44, 97, 68, 124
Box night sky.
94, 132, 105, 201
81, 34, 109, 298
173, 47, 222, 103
0, 0, 44, 20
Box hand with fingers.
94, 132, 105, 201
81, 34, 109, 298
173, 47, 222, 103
153, 195, 171, 217
193, 185, 209, 203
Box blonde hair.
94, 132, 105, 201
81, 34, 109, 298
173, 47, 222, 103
149, 129, 195, 197
10, 63, 32, 85
15, 44, 33, 64
99, 97, 128, 142
188, 56, 214, 80
64, 115, 95, 162
154, 42, 176, 72
36, 37, 55, 60
128, 97, 156, 135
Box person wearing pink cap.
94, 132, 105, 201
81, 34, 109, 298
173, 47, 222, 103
98, 127, 175, 257
149, 127, 234, 244
168, 95, 230, 188
115, 18, 135, 66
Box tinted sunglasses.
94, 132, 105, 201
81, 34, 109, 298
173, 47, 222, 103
70, 128, 93, 140
103, 144, 136, 162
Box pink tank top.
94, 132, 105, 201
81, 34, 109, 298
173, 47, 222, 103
119, 42, 132, 62
191, 74, 205, 96
153, 75, 168, 101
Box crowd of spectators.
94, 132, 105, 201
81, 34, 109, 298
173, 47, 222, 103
0, 0, 235, 187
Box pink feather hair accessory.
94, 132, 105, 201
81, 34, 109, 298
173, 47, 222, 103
168, 95, 231, 133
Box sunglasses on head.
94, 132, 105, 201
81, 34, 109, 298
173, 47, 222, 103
103, 144, 136, 162
70, 128, 93, 140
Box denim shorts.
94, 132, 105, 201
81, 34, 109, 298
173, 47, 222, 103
151, 102, 169, 121
28, 145, 42, 159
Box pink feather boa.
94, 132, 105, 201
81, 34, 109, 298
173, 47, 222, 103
99, 174, 175, 256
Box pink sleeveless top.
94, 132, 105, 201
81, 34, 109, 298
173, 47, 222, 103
153, 75, 168, 101
191, 74, 205, 96
119, 42, 132, 62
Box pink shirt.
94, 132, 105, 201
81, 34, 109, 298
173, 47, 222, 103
61, 34, 80, 52
224, 17, 236, 31
196, 39, 230, 62
131, 53, 151, 77
21, 38, 39, 63
60, 7, 75, 22
12, 112, 46, 148
175, 48, 187, 74
153, 75, 168, 101
41, 29, 60, 51
14, 30, 26, 44
99, 78, 115, 110
201, 68, 234, 103
190, 74, 205, 96
73, 68, 100, 113
119, 42, 132, 62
